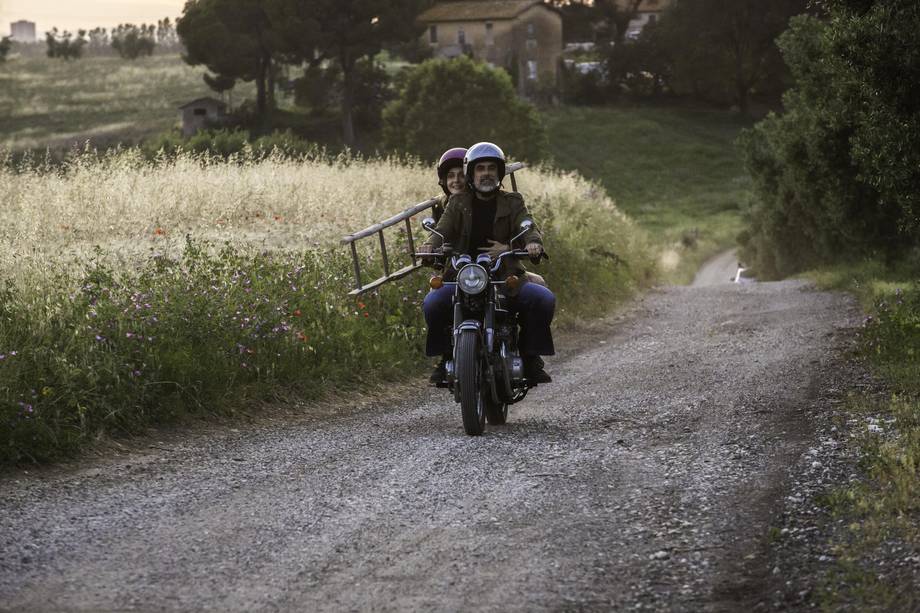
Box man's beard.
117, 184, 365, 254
477, 177, 498, 192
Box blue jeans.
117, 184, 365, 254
422, 283, 556, 357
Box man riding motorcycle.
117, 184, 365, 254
418, 142, 555, 385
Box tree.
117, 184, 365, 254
178, 0, 282, 116
739, 2, 920, 277
111, 24, 156, 59
544, 0, 600, 42
45, 28, 87, 60
657, 0, 806, 113
87, 28, 110, 55
0, 36, 11, 62
271, 0, 429, 146
157, 18, 181, 52
382, 56, 546, 162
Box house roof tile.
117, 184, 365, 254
417, 0, 544, 23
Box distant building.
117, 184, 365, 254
10, 20, 37, 43
618, 0, 673, 39
417, 0, 563, 95
178, 97, 227, 137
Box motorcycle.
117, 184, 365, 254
421, 218, 545, 436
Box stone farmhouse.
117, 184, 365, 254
416, 0, 563, 94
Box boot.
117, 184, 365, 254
429, 355, 449, 386
523, 355, 551, 384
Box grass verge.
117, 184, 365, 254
542, 105, 753, 283
804, 263, 920, 609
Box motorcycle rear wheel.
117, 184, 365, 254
456, 329, 485, 436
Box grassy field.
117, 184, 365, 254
0, 54, 255, 151
0, 150, 655, 464
543, 106, 753, 282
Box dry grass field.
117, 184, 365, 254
0, 150, 648, 283
0, 54, 255, 151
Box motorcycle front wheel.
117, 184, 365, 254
456, 329, 485, 436
484, 389, 508, 425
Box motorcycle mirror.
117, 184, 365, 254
421, 217, 436, 230
519, 219, 534, 232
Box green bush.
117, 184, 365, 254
0, 242, 427, 464
739, 3, 920, 278
143, 129, 319, 159
382, 56, 546, 162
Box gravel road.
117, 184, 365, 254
0, 266, 862, 612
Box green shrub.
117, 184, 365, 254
0, 241, 427, 464
739, 4, 920, 278
143, 128, 319, 159
382, 56, 546, 162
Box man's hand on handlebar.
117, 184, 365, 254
525, 242, 543, 258
478, 239, 510, 262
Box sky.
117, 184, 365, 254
1, 0, 186, 37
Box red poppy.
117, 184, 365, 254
292, 309, 302, 317
154, 227, 165, 236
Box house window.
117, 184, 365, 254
458, 27, 466, 45
193, 108, 207, 116
485, 22, 494, 46
527, 23, 535, 39
429, 25, 437, 43
649, 14, 657, 24
527, 60, 538, 81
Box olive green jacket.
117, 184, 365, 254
423, 190, 543, 278
431, 193, 449, 224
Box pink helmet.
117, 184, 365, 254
436, 147, 467, 194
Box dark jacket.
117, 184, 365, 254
423, 190, 543, 278
431, 193, 449, 224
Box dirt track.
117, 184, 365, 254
0, 262, 861, 612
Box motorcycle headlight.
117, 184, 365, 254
457, 264, 489, 295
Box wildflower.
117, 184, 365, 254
297, 332, 308, 342
10, 351, 17, 356
292, 309, 302, 317
357, 302, 366, 309
126, 332, 134, 338
154, 227, 166, 236
363, 312, 369, 318
0, 354, 4, 360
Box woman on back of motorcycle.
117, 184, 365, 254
418, 142, 555, 385
433, 147, 467, 223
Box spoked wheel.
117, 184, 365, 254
456, 329, 485, 436
484, 390, 508, 425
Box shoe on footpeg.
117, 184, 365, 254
523, 355, 552, 385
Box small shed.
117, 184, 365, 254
178, 97, 227, 137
